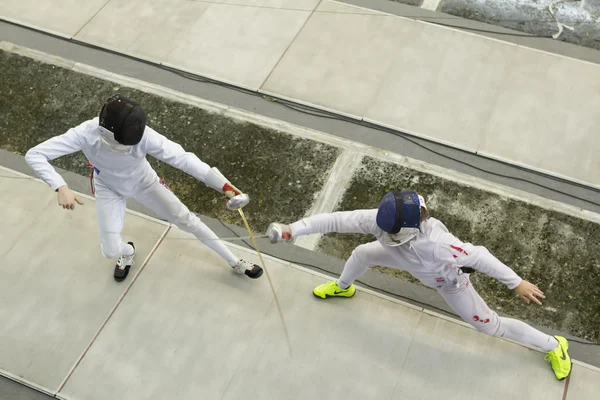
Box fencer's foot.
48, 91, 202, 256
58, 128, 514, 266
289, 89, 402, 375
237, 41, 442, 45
232, 259, 264, 279
114, 242, 135, 282
545, 336, 572, 380
266, 223, 292, 244
313, 281, 356, 299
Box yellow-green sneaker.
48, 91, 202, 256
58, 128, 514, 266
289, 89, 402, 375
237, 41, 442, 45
313, 281, 356, 299
545, 336, 572, 380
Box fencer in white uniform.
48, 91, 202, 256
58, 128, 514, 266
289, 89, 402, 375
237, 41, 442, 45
267, 190, 572, 379
25, 94, 263, 281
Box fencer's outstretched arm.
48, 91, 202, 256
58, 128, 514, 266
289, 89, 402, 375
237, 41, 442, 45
434, 233, 523, 289
290, 209, 380, 236
142, 129, 228, 192
25, 125, 85, 190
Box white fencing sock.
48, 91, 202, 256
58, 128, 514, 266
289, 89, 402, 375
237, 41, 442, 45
500, 317, 558, 352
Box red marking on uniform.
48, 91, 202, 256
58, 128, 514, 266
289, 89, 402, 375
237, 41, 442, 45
436, 278, 445, 283
86, 163, 96, 195
473, 315, 490, 324
450, 245, 469, 256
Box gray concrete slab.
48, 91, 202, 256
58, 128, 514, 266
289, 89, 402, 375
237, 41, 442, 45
0, 375, 53, 400
219, 256, 423, 400
164, 2, 315, 89
363, 22, 512, 153
217, 0, 321, 11
0, 169, 168, 392
0, 0, 107, 37
390, 313, 565, 399
566, 363, 600, 400
261, 1, 402, 118
479, 46, 600, 185
73, 0, 213, 63
58, 228, 280, 400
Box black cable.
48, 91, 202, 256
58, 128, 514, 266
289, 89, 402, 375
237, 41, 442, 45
215, 219, 599, 345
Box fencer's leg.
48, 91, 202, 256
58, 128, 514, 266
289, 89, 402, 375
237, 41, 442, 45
438, 274, 558, 350
134, 179, 263, 278
499, 318, 558, 350
438, 274, 571, 379
338, 241, 395, 288
314, 241, 397, 299
94, 180, 135, 281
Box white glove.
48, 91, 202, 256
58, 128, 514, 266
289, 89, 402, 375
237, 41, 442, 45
266, 223, 292, 244
211, 167, 249, 210
222, 182, 249, 210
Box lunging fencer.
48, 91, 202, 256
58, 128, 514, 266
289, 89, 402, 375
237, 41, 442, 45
26, 94, 263, 282
267, 190, 571, 379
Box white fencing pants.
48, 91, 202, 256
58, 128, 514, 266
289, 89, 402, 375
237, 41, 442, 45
94, 177, 239, 266
338, 241, 558, 352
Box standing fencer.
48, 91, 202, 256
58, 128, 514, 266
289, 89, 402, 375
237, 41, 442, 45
267, 190, 571, 379
26, 94, 263, 281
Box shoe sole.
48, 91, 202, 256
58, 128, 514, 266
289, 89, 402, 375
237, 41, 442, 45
114, 242, 135, 282
312, 291, 355, 299
245, 268, 264, 279
114, 266, 131, 282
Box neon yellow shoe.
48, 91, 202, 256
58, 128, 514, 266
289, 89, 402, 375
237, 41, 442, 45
545, 336, 572, 380
313, 281, 356, 299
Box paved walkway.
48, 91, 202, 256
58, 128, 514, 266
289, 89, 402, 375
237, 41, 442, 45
0, 0, 598, 189
0, 166, 599, 399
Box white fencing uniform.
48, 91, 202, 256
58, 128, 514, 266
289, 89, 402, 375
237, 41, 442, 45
290, 210, 558, 351
25, 118, 239, 266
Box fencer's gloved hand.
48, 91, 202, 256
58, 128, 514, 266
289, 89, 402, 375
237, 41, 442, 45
222, 182, 249, 210
209, 167, 249, 211
266, 223, 292, 244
